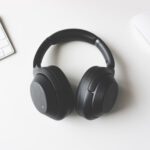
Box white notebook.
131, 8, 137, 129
0, 21, 15, 59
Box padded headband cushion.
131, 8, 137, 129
33, 29, 115, 69
49, 29, 97, 44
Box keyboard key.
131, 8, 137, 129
0, 27, 5, 40
0, 49, 4, 58
0, 39, 8, 48
3, 46, 13, 55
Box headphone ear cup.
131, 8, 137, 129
76, 66, 118, 119
30, 66, 74, 120
76, 66, 106, 117
47, 66, 74, 113
92, 75, 118, 117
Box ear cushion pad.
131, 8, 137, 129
47, 66, 74, 115
91, 75, 118, 117
34, 66, 74, 120
47, 66, 74, 111
76, 66, 109, 114
76, 66, 117, 119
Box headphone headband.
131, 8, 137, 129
33, 29, 115, 69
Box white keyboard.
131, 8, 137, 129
0, 21, 15, 59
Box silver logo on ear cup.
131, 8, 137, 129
41, 105, 45, 109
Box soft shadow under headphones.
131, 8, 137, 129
30, 29, 118, 120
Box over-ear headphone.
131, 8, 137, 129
30, 29, 118, 120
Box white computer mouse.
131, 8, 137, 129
132, 11, 150, 44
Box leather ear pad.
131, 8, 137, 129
91, 76, 118, 117
76, 66, 118, 119
47, 66, 74, 113
31, 66, 74, 120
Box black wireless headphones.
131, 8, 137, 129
30, 29, 118, 120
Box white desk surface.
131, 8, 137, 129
0, 0, 150, 149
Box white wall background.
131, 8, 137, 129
0, 0, 150, 149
